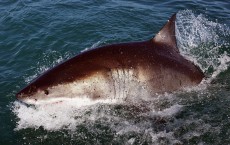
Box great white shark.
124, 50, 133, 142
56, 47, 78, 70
16, 14, 204, 104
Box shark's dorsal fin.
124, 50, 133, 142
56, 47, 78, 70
153, 14, 179, 53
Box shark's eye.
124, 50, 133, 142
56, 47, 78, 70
44, 90, 49, 95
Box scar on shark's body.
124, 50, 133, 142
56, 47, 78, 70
16, 13, 204, 105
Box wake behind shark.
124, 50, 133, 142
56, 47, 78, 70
16, 14, 204, 104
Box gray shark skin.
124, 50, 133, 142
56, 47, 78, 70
16, 14, 204, 104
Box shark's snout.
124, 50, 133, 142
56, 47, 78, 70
16, 85, 38, 100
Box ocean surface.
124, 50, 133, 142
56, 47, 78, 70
1, 0, 230, 144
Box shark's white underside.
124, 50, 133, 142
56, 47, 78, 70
23, 67, 191, 105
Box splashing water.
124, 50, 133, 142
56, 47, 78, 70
81, 40, 102, 53
13, 97, 123, 131
176, 10, 230, 78
24, 50, 72, 83
12, 93, 187, 144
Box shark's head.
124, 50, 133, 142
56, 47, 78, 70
16, 63, 75, 104
16, 82, 76, 105
16, 71, 109, 105
15, 70, 62, 104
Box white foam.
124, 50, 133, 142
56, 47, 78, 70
12, 90, 218, 144
13, 97, 121, 131
12, 93, 183, 130
24, 50, 72, 83
151, 104, 183, 118
81, 40, 102, 52
176, 10, 230, 79
150, 131, 179, 145
211, 53, 230, 79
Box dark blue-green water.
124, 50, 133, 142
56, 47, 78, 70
1, 0, 230, 144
